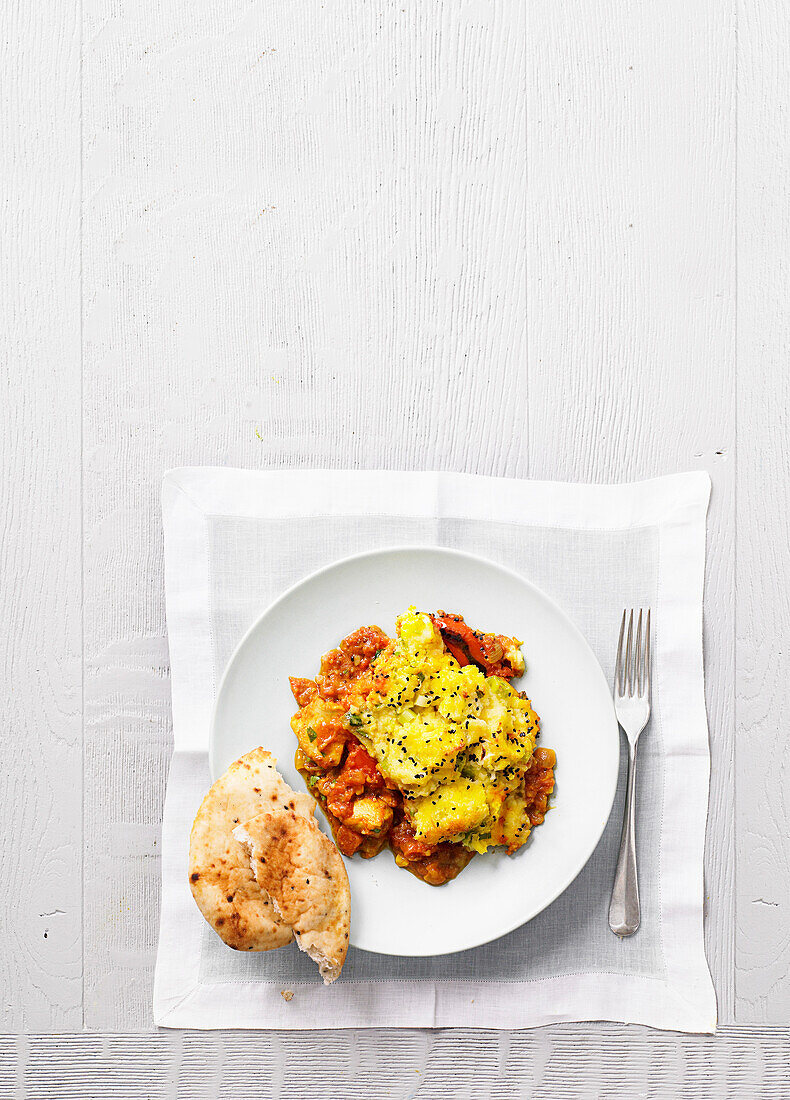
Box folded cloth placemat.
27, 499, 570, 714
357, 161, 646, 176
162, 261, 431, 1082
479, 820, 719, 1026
153, 468, 717, 1032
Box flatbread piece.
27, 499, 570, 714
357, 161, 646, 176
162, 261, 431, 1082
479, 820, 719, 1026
189, 747, 314, 951
234, 809, 351, 983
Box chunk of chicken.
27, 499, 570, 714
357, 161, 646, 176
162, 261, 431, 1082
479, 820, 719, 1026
344, 796, 394, 836
291, 698, 347, 768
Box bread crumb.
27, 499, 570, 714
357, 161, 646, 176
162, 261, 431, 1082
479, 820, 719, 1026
281, 990, 294, 1002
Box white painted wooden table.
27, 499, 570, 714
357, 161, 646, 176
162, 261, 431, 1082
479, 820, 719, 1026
3, 0, 789, 1094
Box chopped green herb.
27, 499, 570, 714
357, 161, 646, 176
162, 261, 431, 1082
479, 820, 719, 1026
307, 726, 317, 742
346, 712, 363, 728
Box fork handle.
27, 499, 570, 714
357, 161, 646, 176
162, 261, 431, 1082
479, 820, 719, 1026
609, 738, 640, 936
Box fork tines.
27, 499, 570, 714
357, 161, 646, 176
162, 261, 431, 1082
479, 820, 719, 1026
615, 608, 651, 699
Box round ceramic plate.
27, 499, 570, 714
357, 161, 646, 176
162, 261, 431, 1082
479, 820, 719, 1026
210, 547, 619, 957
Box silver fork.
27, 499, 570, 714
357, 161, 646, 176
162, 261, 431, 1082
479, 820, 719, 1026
609, 608, 651, 937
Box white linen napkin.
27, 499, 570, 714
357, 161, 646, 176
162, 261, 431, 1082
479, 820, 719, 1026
153, 468, 716, 1032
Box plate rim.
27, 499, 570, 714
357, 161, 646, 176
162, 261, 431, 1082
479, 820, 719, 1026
209, 544, 619, 954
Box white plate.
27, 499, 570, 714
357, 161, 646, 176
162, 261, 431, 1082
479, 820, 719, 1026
210, 547, 619, 957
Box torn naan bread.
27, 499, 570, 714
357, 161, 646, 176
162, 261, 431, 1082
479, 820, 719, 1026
189, 747, 314, 951
234, 809, 351, 983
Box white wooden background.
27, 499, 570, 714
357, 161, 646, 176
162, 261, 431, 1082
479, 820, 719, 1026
3, 0, 789, 1093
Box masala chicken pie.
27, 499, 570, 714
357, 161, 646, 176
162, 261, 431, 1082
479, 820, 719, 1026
289, 608, 556, 886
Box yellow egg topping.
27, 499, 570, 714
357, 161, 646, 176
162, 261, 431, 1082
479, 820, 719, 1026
350, 609, 542, 854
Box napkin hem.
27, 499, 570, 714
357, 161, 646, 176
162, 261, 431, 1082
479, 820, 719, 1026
155, 972, 714, 1033
163, 466, 710, 531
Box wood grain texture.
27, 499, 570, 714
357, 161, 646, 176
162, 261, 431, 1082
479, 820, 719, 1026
735, 0, 790, 1023
3, 1026, 790, 1098
7, 0, 788, 1070
527, 0, 736, 1018
1, 0, 83, 1029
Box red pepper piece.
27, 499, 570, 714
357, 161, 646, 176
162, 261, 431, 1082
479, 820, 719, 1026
430, 612, 518, 680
